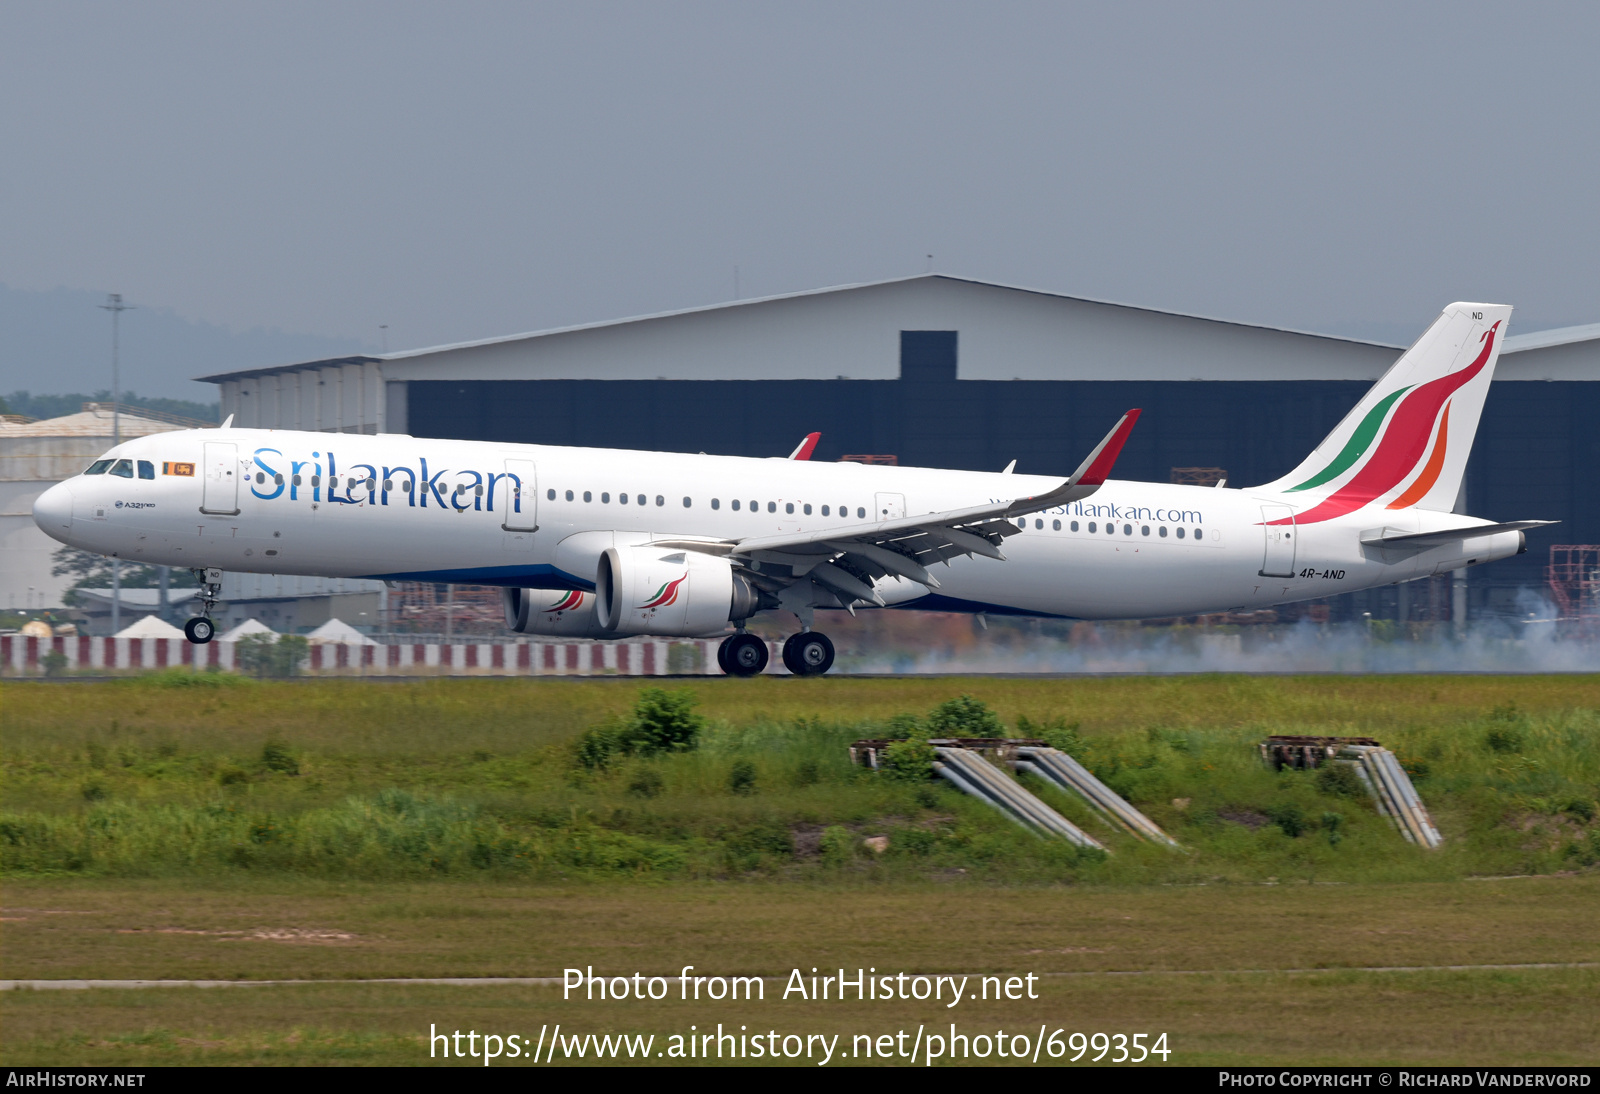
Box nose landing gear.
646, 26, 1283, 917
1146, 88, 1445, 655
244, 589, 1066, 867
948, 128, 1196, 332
185, 566, 223, 645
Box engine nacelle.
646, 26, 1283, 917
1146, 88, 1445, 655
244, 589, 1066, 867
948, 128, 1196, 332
502, 587, 616, 638
596, 545, 762, 637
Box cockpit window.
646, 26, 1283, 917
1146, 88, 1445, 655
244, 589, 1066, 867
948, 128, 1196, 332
137, 460, 155, 480
109, 459, 134, 478
85, 460, 112, 475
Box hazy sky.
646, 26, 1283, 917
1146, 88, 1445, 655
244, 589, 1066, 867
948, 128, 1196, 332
3, 1, 1597, 377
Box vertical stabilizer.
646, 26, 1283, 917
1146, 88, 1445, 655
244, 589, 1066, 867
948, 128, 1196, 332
1262, 302, 1511, 523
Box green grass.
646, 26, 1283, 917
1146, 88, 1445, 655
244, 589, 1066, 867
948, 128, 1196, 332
3, 875, 1598, 1065
2, 675, 1598, 885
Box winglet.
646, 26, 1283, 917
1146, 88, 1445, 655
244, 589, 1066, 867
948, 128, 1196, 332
788, 432, 821, 460
220, 414, 234, 429
1069, 409, 1141, 486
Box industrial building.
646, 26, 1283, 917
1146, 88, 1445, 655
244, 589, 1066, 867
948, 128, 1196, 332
190, 274, 1596, 623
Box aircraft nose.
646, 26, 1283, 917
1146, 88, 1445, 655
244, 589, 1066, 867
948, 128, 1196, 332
32, 481, 75, 541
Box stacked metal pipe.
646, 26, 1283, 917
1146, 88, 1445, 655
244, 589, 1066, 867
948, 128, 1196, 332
1015, 747, 1183, 850
1339, 745, 1443, 849
933, 748, 1107, 851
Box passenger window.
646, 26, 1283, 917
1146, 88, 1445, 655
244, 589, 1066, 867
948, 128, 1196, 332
1016, 518, 1026, 529
840, 504, 848, 517
85, 460, 112, 475
785, 503, 794, 514
366, 478, 377, 491
601, 492, 610, 503
110, 459, 134, 478
292, 474, 302, 486
620, 492, 629, 504
1176, 527, 1185, 539
1158, 526, 1167, 537
1107, 524, 1116, 535
380, 479, 390, 491
137, 460, 155, 480
803, 503, 812, 515
821, 505, 830, 516
1195, 527, 1203, 540
583, 491, 592, 502
474, 485, 482, 496
711, 498, 720, 510
312, 475, 321, 488
637, 494, 646, 506
682, 497, 691, 508
565, 490, 574, 501
1123, 524, 1132, 535
1070, 520, 1079, 532
547, 489, 556, 500
1052, 519, 1060, 531
732, 499, 740, 511
255, 472, 265, 484
1088, 522, 1096, 533
767, 501, 776, 513
655, 495, 664, 507
857, 507, 865, 519
1140, 525, 1149, 536
1035, 519, 1043, 530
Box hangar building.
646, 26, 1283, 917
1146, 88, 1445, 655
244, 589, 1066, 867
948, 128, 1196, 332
201, 275, 1600, 622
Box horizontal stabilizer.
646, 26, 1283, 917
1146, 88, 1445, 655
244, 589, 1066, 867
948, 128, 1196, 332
1360, 520, 1556, 548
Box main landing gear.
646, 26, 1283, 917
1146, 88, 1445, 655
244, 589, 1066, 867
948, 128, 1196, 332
781, 631, 834, 676
717, 632, 768, 677
185, 567, 223, 645
716, 630, 836, 677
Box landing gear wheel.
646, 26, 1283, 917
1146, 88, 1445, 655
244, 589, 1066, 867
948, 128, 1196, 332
184, 616, 215, 645
720, 633, 768, 677
782, 631, 834, 676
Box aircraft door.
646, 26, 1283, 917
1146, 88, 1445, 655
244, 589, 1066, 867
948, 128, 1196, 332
874, 492, 906, 521
201, 442, 240, 515
1259, 504, 1296, 578
501, 458, 538, 549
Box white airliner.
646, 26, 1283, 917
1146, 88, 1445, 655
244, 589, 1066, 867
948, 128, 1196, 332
33, 302, 1552, 676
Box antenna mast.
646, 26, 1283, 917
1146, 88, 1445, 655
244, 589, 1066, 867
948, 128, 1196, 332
99, 293, 135, 445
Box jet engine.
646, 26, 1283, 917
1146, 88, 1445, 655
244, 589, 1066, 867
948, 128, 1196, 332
502, 587, 615, 638
596, 546, 764, 637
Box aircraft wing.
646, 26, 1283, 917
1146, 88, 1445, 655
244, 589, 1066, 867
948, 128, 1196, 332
652, 410, 1139, 608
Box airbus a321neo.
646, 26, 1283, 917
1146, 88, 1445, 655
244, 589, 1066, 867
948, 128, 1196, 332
34, 302, 1552, 676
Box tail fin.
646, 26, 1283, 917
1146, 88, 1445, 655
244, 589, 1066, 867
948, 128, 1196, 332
1262, 302, 1511, 524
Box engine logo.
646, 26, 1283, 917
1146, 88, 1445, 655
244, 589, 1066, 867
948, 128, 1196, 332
637, 574, 687, 610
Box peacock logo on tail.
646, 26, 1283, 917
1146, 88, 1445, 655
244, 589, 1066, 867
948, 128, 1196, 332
1272, 321, 1500, 525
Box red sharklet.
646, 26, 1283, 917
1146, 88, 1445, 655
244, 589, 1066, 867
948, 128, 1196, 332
789, 432, 821, 460
1274, 322, 1499, 525
1077, 409, 1141, 486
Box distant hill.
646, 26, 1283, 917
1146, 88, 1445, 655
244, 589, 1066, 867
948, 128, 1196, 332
1, 390, 219, 424
0, 282, 365, 402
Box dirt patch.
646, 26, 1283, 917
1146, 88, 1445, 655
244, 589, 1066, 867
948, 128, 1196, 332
1219, 811, 1270, 831
113, 926, 364, 944
791, 824, 824, 858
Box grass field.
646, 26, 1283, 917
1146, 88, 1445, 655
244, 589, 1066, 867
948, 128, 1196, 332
3, 674, 1598, 1065
3, 875, 1598, 1066
3, 674, 1598, 884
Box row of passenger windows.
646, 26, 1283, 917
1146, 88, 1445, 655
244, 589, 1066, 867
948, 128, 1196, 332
1019, 517, 1205, 540
549, 488, 868, 519
85, 459, 153, 480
